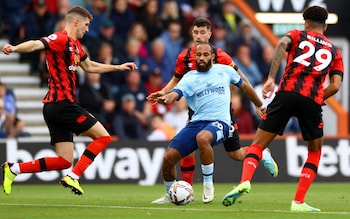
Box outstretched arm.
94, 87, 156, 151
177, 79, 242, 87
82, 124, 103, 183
2, 40, 45, 54
79, 57, 137, 74
155, 91, 180, 105
239, 81, 265, 117
147, 76, 180, 100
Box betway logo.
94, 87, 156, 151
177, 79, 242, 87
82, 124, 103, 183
286, 137, 350, 177
5, 140, 165, 185
257, 0, 326, 12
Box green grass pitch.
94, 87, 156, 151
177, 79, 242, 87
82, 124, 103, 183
0, 182, 349, 219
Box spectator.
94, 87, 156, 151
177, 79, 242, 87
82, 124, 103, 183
231, 91, 255, 134
0, 98, 7, 138
0, 0, 32, 44
127, 22, 151, 58
78, 72, 116, 134
147, 113, 176, 141
117, 69, 152, 128
97, 42, 123, 97
146, 38, 174, 83
160, 19, 184, 71
117, 37, 151, 84
164, 97, 188, 133
23, 0, 56, 74
84, 0, 107, 49
210, 20, 235, 56
183, 0, 212, 41
258, 44, 284, 83
160, 0, 182, 29
89, 18, 125, 61
136, 0, 163, 42
211, 0, 241, 41
233, 19, 263, 64
145, 69, 171, 115
0, 83, 29, 138
233, 44, 263, 87
109, 0, 136, 40
113, 93, 145, 140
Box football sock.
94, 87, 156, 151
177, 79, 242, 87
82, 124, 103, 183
180, 156, 195, 185
201, 163, 214, 183
294, 150, 321, 202
72, 136, 111, 177
18, 156, 71, 174
165, 180, 176, 193
240, 144, 263, 183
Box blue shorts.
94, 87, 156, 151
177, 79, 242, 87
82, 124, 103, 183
169, 120, 229, 157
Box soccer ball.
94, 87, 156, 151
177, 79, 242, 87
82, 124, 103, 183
168, 180, 194, 205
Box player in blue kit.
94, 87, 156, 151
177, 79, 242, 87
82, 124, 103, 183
152, 42, 265, 203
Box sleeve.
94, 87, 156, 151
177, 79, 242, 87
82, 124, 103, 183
216, 48, 233, 66
228, 66, 243, 87
329, 48, 344, 80
174, 50, 188, 78
41, 32, 65, 52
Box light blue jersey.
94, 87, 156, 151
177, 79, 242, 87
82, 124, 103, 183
173, 64, 242, 126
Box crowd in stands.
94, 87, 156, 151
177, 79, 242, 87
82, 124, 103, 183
0, 0, 300, 140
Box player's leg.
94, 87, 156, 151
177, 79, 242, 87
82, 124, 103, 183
199, 121, 229, 203
180, 152, 196, 185
152, 124, 198, 204
1, 102, 75, 195
224, 124, 278, 177
291, 100, 322, 212
222, 128, 276, 206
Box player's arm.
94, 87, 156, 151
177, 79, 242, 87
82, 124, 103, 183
263, 36, 291, 99
2, 40, 45, 54
79, 57, 136, 73
324, 74, 342, 100
155, 89, 181, 105
147, 75, 181, 100
239, 80, 265, 117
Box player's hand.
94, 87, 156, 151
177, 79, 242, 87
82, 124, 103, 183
2, 44, 14, 55
262, 78, 275, 99
155, 95, 170, 105
147, 91, 165, 101
255, 104, 266, 118
118, 62, 137, 71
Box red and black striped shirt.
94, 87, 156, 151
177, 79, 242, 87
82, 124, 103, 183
40, 30, 88, 103
278, 29, 344, 105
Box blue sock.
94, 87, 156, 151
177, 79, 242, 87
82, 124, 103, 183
201, 163, 214, 183
164, 180, 176, 193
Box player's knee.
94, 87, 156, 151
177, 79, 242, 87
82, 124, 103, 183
196, 131, 211, 147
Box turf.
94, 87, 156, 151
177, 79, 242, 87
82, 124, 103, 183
0, 182, 349, 219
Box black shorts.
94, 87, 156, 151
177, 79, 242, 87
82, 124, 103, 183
43, 101, 97, 145
260, 92, 323, 140
188, 106, 241, 152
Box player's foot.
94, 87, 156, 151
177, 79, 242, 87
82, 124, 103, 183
60, 175, 84, 195
151, 194, 171, 204
290, 200, 321, 212
261, 148, 279, 177
202, 182, 214, 203
1, 162, 16, 195
222, 180, 251, 207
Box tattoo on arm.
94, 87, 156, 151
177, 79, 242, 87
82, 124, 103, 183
269, 36, 290, 79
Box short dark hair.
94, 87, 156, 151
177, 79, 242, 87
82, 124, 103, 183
67, 6, 93, 21
193, 17, 211, 29
195, 41, 213, 53
303, 5, 328, 24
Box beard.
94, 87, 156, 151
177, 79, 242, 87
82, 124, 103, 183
196, 61, 212, 72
